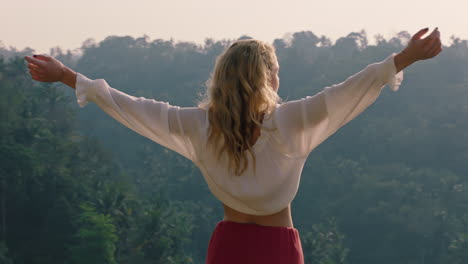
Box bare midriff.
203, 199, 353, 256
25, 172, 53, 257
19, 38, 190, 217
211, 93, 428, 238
220, 117, 294, 228
222, 203, 294, 228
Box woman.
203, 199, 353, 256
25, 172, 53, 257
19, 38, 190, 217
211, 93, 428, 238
24, 27, 442, 264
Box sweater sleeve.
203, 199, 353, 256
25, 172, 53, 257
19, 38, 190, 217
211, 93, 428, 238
75, 73, 201, 161
276, 53, 404, 157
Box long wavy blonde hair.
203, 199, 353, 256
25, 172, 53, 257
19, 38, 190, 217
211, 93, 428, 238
198, 39, 282, 176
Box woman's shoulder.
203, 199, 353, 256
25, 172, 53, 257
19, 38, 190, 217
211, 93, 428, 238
176, 106, 208, 128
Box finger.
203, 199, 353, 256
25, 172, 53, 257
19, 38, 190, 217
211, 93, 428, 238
29, 67, 45, 77
425, 30, 440, 43
34, 67, 46, 74
434, 28, 440, 38
430, 42, 443, 55
429, 48, 442, 58
438, 46, 443, 54
425, 28, 439, 39
427, 27, 438, 37
429, 38, 442, 50
34, 54, 52, 62
411, 27, 429, 40
28, 64, 42, 72
35, 73, 45, 80
28, 66, 40, 73
29, 69, 40, 78
28, 65, 46, 75
29, 71, 41, 81
428, 40, 442, 56
24, 56, 47, 67
425, 36, 437, 46
32, 74, 45, 82
428, 44, 440, 55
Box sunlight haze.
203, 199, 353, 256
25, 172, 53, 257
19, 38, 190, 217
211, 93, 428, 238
2, 0, 467, 53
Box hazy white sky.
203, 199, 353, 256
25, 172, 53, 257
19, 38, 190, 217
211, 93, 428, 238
2, 0, 467, 54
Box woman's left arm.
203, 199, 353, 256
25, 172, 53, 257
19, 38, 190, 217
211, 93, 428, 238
24, 55, 200, 161
77, 73, 200, 161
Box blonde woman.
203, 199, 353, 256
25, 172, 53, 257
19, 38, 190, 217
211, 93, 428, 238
24, 27, 441, 264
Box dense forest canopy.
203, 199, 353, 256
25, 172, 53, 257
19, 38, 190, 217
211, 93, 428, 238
1, 30, 468, 264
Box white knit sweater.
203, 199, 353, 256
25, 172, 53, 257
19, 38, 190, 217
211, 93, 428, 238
75, 53, 404, 215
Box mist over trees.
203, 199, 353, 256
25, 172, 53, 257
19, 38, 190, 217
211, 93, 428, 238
1, 30, 468, 264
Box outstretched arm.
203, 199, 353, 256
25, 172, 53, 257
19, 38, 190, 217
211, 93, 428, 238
23, 55, 202, 162
323, 27, 442, 142
276, 27, 442, 157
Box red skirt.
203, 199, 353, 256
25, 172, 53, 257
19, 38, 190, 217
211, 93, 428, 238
206, 220, 304, 264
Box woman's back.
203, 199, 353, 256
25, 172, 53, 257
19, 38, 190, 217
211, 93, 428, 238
189, 108, 297, 227
194, 106, 310, 216
59, 49, 402, 224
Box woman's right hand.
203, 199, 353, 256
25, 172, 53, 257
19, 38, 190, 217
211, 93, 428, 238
24, 54, 66, 83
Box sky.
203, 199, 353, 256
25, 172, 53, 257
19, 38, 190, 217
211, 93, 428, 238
2, 0, 467, 54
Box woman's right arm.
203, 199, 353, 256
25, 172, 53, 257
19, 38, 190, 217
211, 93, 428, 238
276, 54, 402, 157
277, 27, 442, 157
320, 27, 442, 136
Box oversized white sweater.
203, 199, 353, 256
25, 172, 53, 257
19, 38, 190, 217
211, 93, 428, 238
75, 53, 404, 215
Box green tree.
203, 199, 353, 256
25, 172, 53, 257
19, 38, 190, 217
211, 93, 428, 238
302, 218, 349, 264
0, 241, 13, 264
69, 203, 118, 264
